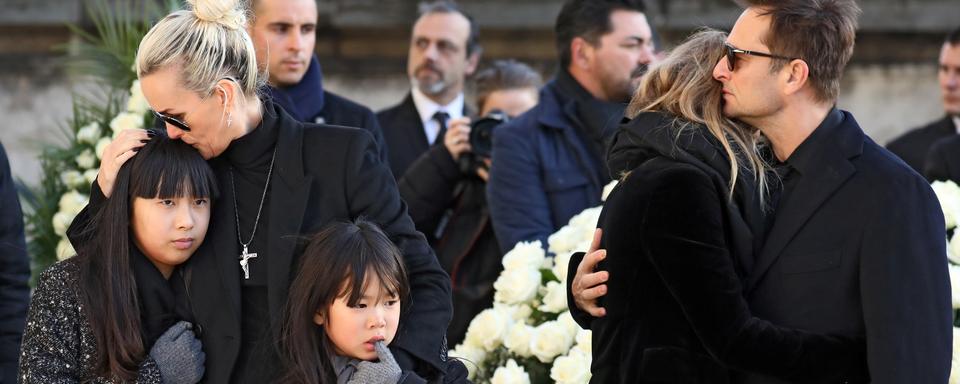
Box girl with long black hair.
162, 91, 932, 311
19, 132, 216, 383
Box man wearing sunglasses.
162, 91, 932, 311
569, 0, 952, 382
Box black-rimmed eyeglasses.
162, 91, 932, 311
153, 110, 190, 132
724, 43, 798, 71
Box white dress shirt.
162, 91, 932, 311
411, 87, 465, 145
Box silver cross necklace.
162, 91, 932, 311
230, 146, 278, 280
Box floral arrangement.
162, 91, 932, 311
929, 180, 960, 383
449, 181, 618, 384
21, 1, 162, 282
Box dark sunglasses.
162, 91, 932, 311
153, 110, 191, 132
724, 43, 798, 71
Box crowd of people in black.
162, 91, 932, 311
1, 0, 959, 383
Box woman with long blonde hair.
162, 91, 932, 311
587, 29, 868, 383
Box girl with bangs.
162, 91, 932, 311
19, 131, 216, 384
277, 219, 423, 384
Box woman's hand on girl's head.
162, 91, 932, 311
97, 129, 153, 198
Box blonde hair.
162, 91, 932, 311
626, 29, 770, 204
136, 0, 264, 98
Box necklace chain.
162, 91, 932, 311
230, 146, 278, 248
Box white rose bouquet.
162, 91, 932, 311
930, 180, 960, 382
449, 181, 616, 383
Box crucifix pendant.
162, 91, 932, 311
239, 245, 258, 280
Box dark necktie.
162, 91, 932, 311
433, 111, 450, 146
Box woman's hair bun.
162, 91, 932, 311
187, 0, 247, 30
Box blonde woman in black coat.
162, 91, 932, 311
587, 29, 868, 383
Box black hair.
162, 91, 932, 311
75, 130, 218, 379
555, 0, 648, 69
947, 26, 960, 46
418, 0, 482, 58
278, 218, 410, 384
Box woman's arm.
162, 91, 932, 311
639, 165, 866, 381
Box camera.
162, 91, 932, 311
468, 110, 509, 159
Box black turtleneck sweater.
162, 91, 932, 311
219, 115, 279, 384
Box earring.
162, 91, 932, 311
226, 110, 233, 128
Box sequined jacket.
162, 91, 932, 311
18, 260, 163, 383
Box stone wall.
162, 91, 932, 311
0, 0, 956, 185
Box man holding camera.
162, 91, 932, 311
378, 1, 481, 180
487, 0, 656, 252
399, 60, 542, 345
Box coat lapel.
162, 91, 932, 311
746, 111, 863, 292
266, 109, 313, 317
538, 87, 604, 193
401, 93, 430, 154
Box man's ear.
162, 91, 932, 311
782, 59, 810, 96
571, 36, 595, 71
465, 50, 481, 76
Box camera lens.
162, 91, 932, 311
469, 111, 509, 158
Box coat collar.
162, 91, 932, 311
746, 109, 863, 292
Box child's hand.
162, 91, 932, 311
347, 341, 402, 384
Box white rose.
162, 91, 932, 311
56, 238, 76, 261
449, 343, 486, 381
52, 211, 76, 237
550, 350, 591, 384
950, 265, 960, 309
548, 225, 580, 255
530, 320, 576, 363
493, 302, 534, 323
490, 359, 531, 384
494, 267, 541, 305
553, 251, 573, 284
502, 240, 546, 271
83, 169, 99, 185
503, 322, 535, 357
601, 180, 619, 201
539, 281, 568, 313
932, 180, 960, 229
126, 80, 151, 114
75, 149, 97, 170
58, 190, 88, 215
949, 234, 960, 265
574, 328, 592, 355
951, 328, 960, 384
95, 137, 112, 160
59, 170, 87, 189
464, 307, 511, 352
76, 123, 102, 145
557, 311, 581, 338
110, 111, 144, 136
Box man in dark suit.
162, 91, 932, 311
0, 142, 29, 384
569, 1, 952, 382
377, 1, 480, 179
249, 0, 388, 163
886, 27, 960, 178
487, 0, 655, 252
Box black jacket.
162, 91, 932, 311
68, 99, 454, 383
924, 133, 960, 182
377, 93, 469, 180
886, 115, 957, 179
737, 110, 952, 384
578, 111, 867, 383
0, 142, 30, 384
398, 144, 501, 346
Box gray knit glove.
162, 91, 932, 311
149, 321, 205, 384
346, 341, 402, 384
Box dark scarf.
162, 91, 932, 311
555, 70, 626, 183
264, 54, 326, 123
131, 244, 193, 349
606, 111, 767, 275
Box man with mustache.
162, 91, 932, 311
377, 1, 481, 179
249, 0, 387, 163
487, 0, 655, 252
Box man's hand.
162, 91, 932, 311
571, 229, 608, 317
443, 117, 472, 161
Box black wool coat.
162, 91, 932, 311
570, 112, 869, 383
68, 100, 454, 383
736, 110, 951, 384
924, 133, 960, 183
398, 144, 501, 346
0, 142, 29, 384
